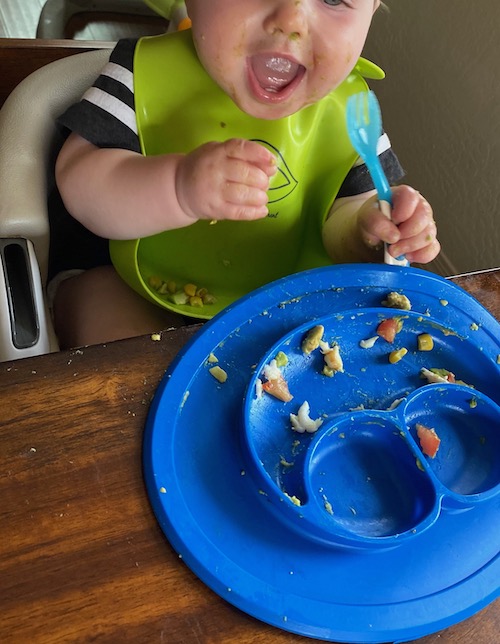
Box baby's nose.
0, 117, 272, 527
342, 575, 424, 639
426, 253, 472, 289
264, 1, 308, 39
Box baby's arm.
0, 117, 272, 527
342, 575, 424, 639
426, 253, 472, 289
322, 185, 440, 265
56, 134, 276, 240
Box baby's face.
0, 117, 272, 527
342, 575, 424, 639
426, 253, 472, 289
185, 0, 380, 120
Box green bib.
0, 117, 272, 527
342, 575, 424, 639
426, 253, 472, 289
109, 30, 384, 318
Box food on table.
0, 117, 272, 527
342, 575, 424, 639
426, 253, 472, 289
261, 359, 293, 402
376, 317, 404, 343
416, 423, 441, 458
382, 291, 412, 311
417, 333, 434, 351
301, 325, 324, 354
289, 401, 323, 433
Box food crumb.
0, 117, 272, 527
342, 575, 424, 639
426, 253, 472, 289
151, 333, 161, 342
209, 365, 228, 383
284, 492, 302, 506
416, 423, 441, 458
388, 347, 408, 364
274, 350, 288, 367
469, 398, 477, 409
290, 401, 323, 433
323, 497, 333, 515
302, 324, 324, 354
159, 487, 167, 494
417, 333, 434, 352
470, 322, 479, 331
382, 291, 412, 311
207, 352, 218, 363
440, 299, 449, 306
359, 335, 379, 349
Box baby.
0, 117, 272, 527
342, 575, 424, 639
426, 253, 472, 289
53, 0, 440, 348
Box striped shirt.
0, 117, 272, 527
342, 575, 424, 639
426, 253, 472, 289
58, 38, 405, 197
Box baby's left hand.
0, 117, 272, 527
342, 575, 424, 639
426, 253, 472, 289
358, 185, 440, 264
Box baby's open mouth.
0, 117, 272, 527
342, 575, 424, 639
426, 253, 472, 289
250, 54, 305, 95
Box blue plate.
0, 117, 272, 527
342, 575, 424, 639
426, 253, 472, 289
144, 264, 500, 643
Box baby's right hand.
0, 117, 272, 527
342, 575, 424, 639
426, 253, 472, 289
175, 139, 276, 222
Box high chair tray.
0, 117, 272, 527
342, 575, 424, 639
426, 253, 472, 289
143, 264, 500, 643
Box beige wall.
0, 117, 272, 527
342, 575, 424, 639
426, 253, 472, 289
363, 0, 500, 275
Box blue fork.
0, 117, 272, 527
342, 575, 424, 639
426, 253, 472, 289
346, 90, 408, 266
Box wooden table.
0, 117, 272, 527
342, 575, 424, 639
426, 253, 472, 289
0, 269, 499, 644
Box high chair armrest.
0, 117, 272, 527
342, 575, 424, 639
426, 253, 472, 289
0, 239, 56, 361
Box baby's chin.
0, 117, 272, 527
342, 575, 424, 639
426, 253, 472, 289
230, 92, 307, 121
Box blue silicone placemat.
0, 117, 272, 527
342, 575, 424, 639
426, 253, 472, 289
143, 264, 500, 643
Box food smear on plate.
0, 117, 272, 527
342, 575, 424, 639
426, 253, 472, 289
382, 291, 412, 311
416, 423, 441, 458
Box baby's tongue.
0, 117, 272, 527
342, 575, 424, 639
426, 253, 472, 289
251, 54, 299, 92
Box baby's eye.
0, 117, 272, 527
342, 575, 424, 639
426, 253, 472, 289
323, 0, 344, 6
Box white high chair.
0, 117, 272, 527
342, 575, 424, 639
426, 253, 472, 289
0, 48, 111, 361
0, 2, 189, 362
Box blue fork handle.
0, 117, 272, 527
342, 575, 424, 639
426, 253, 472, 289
366, 152, 393, 205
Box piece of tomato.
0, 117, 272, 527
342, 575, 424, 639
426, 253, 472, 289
262, 375, 293, 402
416, 423, 441, 458
376, 317, 402, 343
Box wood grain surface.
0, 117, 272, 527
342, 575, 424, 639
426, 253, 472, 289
0, 270, 498, 643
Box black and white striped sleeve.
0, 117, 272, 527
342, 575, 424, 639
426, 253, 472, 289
338, 131, 405, 198
57, 38, 141, 153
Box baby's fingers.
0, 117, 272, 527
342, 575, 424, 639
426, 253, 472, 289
389, 227, 441, 264
358, 198, 400, 248
224, 138, 276, 176
224, 157, 272, 191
